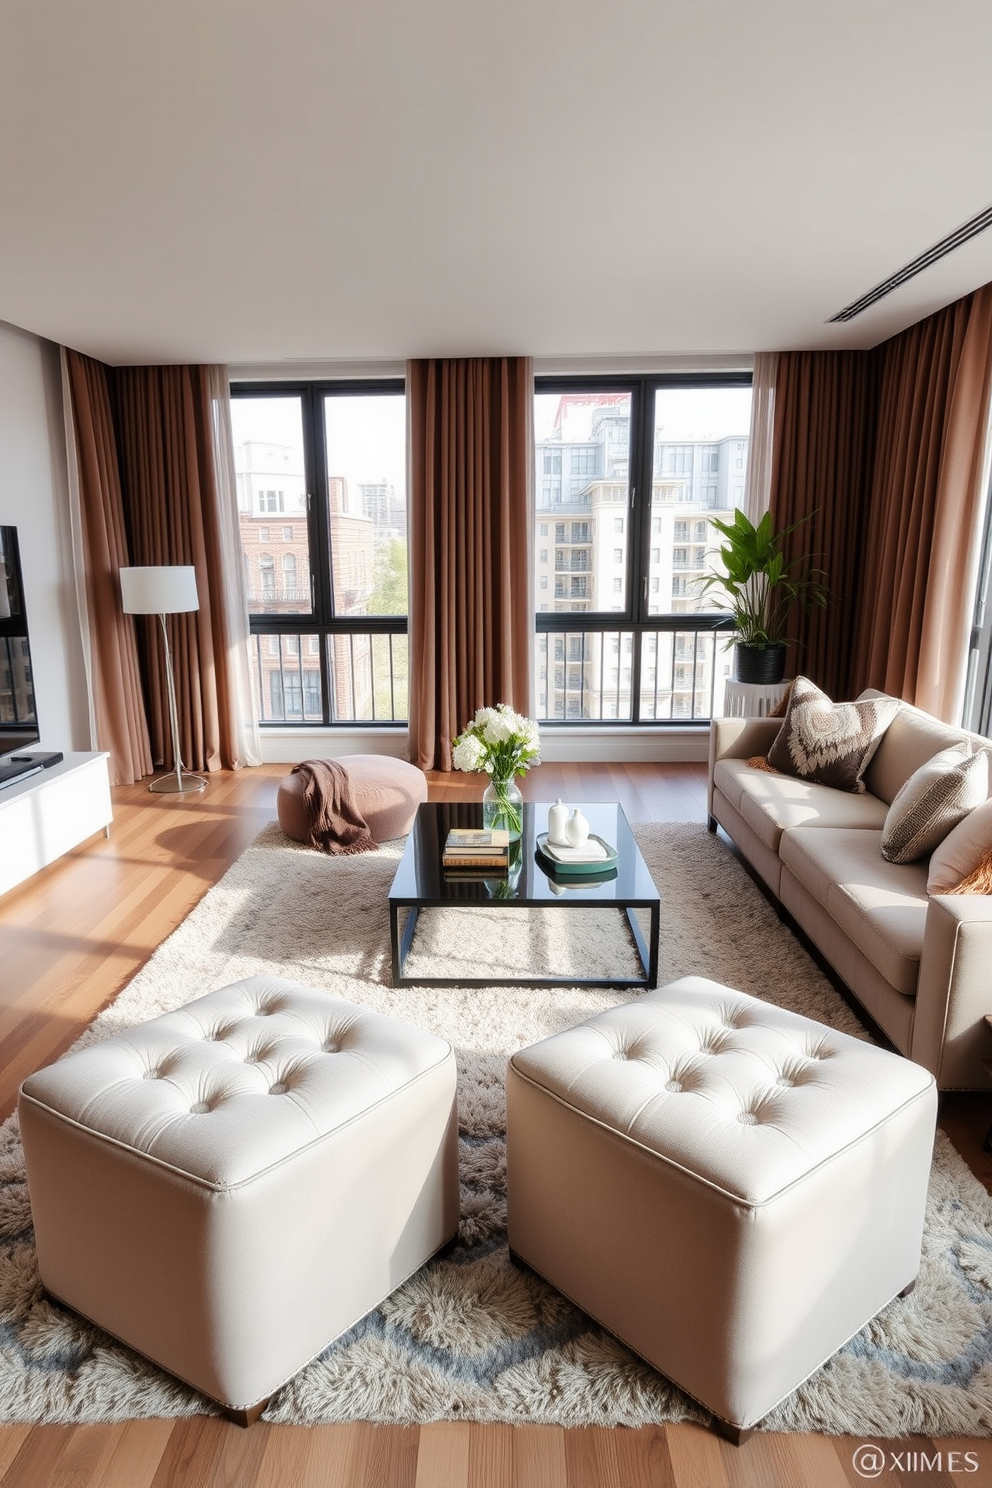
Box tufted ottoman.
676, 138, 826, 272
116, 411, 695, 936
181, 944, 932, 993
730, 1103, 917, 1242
18, 975, 459, 1423
506, 975, 937, 1442
277, 754, 427, 844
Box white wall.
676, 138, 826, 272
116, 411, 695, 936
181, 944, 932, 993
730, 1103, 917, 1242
0, 321, 88, 753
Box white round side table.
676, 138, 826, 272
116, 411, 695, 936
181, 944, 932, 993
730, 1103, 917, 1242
721, 679, 789, 718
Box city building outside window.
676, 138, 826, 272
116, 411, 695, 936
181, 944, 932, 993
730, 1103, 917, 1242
534, 378, 751, 724
231, 382, 408, 727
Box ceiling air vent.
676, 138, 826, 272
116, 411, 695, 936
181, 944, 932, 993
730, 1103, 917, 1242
827, 204, 992, 323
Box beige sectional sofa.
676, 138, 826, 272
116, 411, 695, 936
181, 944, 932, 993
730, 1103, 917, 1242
708, 694, 992, 1090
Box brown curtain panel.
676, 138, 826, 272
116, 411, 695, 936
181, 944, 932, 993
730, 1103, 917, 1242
768, 350, 880, 698
113, 365, 244, 773
64, 351, 152, 786
408, 357, 534, 771
855, 284, 992, 718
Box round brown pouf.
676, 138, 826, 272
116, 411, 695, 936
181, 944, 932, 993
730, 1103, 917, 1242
277, 755, 428, 845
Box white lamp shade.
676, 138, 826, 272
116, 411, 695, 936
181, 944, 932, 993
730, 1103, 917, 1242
120, 565, 199, 615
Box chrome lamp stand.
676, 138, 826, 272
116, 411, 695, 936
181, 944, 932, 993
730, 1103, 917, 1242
148, 612, 206, 795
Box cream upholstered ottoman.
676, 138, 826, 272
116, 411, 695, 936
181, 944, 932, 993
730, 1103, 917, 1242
19, 975, 459, 1423
277, 754, 427, 844
506, 975, 937, 1442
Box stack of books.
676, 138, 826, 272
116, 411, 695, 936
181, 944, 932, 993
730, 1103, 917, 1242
442, 827, 510, 875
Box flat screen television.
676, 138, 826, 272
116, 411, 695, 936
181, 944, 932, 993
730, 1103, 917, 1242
0, 526, 41, 761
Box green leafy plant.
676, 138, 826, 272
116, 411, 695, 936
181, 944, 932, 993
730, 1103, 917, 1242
700, 508, 828, 648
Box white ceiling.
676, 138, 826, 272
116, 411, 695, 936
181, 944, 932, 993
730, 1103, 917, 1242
2, 0, 992, 367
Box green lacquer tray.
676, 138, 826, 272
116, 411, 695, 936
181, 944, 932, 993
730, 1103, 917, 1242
536, 832, 619, 878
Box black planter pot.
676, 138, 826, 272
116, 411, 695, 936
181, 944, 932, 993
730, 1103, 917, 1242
734, 642, 787, 684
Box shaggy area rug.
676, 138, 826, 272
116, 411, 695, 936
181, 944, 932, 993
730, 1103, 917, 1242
1, 822, 991, 1435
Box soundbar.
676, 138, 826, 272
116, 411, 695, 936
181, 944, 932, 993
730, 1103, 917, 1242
8, 751, 64, 770
0, 752, 65, 791
0, 761, 43, 789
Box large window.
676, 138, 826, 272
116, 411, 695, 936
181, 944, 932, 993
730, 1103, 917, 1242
534, 377, 752, 723
232, 382, 408, 726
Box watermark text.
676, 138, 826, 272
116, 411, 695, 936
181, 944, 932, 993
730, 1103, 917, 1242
853, 1442, 980, 1476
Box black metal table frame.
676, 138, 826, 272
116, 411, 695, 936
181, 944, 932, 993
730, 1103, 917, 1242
389, 896, 660, 990
388, 800, 661, 990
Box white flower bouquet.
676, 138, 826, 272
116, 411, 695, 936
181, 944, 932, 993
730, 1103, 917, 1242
451, 704, 541, 838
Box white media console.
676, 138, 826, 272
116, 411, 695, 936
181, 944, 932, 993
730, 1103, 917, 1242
0, 751, 112, 897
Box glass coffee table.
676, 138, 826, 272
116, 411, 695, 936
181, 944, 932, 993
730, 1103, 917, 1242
388, 801, 660, 989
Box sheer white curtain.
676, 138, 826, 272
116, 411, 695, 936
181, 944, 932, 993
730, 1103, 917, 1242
743, 353, 778, 523
207, 366, 262, 766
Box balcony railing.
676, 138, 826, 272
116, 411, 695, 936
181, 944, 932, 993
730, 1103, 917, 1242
248, 585, 311, 608
249, 630, 408, 725
536, 622, 735, 723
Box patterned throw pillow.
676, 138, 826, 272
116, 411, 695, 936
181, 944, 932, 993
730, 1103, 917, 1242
880, 744, 989, 865
765, 676, 900, 794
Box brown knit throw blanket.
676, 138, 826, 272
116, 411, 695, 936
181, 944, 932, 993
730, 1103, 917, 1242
291, 759, 376, 856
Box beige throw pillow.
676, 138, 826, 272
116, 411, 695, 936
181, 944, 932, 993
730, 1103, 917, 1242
927, 794, 992, 893
881, 743, 989, 865
765, 676, 900, 793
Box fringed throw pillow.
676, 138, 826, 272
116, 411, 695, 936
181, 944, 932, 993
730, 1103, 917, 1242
767, 680, 793, 719
765, 675, 900, 794
881, 743, 989, 865
944, 847, 992, 895
928, 795, 992, 893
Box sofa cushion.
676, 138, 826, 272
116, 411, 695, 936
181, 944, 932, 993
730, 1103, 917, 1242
714, 758, 888, 855
781, 828, 928, 996
928, 796, 992, 893
861, 696, 976, 806
881, 744, 989, 865
765, 676, 900, 793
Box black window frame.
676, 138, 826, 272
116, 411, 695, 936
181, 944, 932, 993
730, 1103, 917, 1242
231, 377, 408, 729
534, 372, 751, 725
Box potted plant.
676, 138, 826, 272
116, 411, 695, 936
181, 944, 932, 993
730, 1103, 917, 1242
701, 509, 827, 684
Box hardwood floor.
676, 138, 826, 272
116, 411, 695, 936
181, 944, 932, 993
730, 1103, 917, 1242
1, 760, 989, 1487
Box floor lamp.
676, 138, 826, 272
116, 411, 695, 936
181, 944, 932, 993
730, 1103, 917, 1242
120, 565, 207, 796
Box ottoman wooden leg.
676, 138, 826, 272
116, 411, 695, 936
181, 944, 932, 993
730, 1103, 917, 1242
712, 1417, 754, 1447
899, 1278, 917, 1298
222, 1398, 270, 1428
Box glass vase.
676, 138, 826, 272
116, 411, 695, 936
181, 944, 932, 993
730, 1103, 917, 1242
482, 775, 523, 840
486, 840, 523, 899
